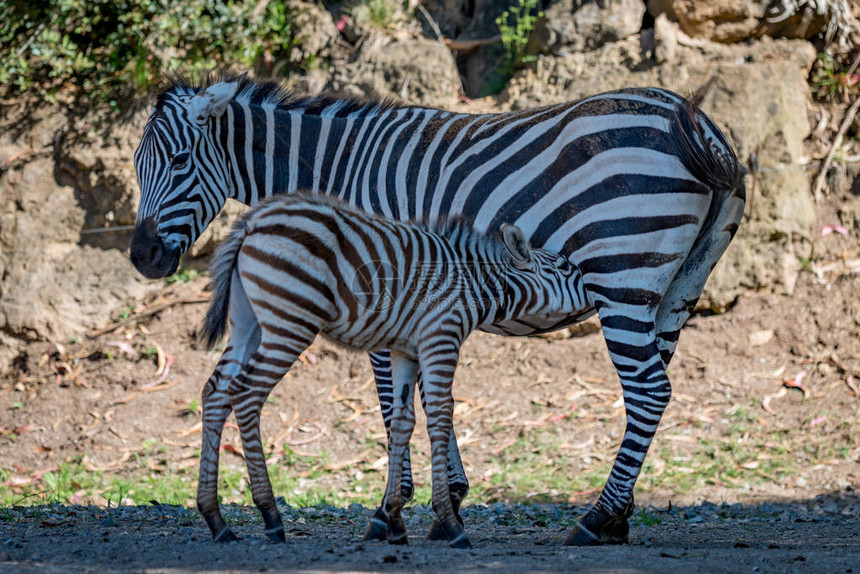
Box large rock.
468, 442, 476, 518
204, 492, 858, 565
499, 35, 818, 310
330, 38, 462, 108
0, 105, 159, 370
532, 0, 647, 54
285, 0, 341, 67
647, 0, 858, 47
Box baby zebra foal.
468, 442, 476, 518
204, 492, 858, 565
197, 193, 588, 547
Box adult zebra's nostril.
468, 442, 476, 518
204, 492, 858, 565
148, 241, 163, 264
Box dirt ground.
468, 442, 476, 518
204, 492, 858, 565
1, 193, 860, 572
0, 494, 858, 573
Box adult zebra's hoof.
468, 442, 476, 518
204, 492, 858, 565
426, 519, 447, 541
265, 526, 286, 543
213, 526, 240, 543
363, 514, 390, 542
564, 505, 631, 546
449, 533, 472, 549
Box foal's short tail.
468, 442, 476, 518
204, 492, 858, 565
199, 210, 255, 350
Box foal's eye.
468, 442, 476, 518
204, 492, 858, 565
556, 259, 572, 273
171, 151, 190, 168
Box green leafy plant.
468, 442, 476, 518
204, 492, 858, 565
812, 52, 859, 102
163, 265, 198, 286
482, 0, 543, 96
346, 0, 404, 31
0, 0, 299, 103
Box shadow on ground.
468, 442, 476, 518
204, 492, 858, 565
1, 491, 857, 573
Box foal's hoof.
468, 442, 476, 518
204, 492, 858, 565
387, 533, 409, 546
564, 506, 631, 546
363, 516, 390, 542
213, 527, 240, 543
265, 526, 286, 543
449, 532, 472, 549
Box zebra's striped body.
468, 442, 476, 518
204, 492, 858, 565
131, 75, 744, 545
198, 192, 588, 546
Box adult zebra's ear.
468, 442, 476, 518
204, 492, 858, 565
501, 224, 534, 270
187, 81, 241, 127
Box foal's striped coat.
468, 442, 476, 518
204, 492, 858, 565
197, 193, 588, 546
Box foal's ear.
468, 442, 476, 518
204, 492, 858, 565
186, 81, 241, 126
501, 224, 534, 270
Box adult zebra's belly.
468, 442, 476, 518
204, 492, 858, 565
481, 308, 597, 337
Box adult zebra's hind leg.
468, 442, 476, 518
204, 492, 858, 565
566, 311, 669, 546
364, 351, 415, 541
379, 353, 420, 545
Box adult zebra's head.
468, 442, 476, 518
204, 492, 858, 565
130, 79, 241, 279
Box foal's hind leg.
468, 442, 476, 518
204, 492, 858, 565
197, 291, 262, 543
228, 326, 316, 542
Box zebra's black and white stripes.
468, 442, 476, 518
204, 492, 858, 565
196, 192, 588, 546
130, 75, 744, 545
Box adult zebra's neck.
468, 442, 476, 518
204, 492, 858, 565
216, 94, 459, 213
216, 99, 307, 206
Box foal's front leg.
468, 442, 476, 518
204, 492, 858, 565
365, 350, 470, 542
379, 352, 419, 544
419, 342, 471, 548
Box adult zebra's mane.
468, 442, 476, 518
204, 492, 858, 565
155, 72, 413, 118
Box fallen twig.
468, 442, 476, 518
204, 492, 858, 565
813, 82, 860, 201
846, 375, 859, 397
88, 296, 209, 338
444, 35, 501, 51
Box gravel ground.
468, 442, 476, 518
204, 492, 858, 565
1, 493, 858, 573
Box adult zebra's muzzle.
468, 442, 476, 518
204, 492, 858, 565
130, 218, 180, 279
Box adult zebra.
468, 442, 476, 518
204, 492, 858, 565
130, 74, 745, 546
197, 192, 589, 547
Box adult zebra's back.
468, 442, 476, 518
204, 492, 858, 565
130, 75, 745, 546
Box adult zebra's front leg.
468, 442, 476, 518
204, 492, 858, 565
364, 350, 470, 542
566, 311, 671, 546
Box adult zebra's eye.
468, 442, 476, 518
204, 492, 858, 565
171, 151, 190, 168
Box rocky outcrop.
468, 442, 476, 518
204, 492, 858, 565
0, 106, 157, 369
532, 0, 647, 54
330, 37, 462, 108
647, 0, 859, 47
285, 0, 342, 68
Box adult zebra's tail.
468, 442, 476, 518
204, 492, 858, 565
654, 93, 747, 366
199, 210, 255, 350
674, 93, 746, 242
